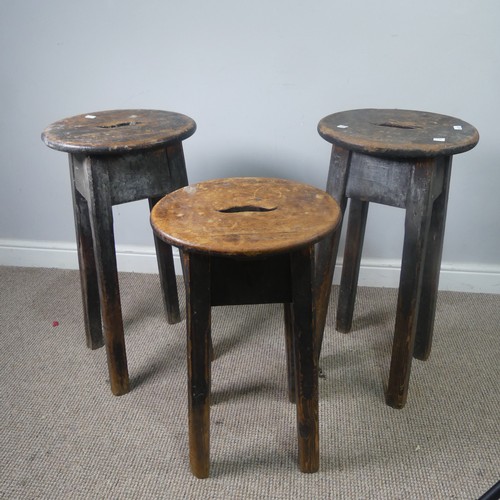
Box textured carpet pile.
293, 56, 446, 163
0, 266, 498, 499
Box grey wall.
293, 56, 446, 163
1, 0, 499, 288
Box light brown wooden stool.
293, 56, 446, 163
315, 109, 479, 409
42, 109, 196, 395
151, 177, 341, 478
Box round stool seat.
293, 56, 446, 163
318, 108, 479, 158
42, 109, 196, 154
151, 177, 341, 257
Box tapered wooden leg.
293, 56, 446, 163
86, 159, 129, 396
184, 252, 211, 479
386, 160, 435, 409
315, 146, 351, 357
147, 143, 189, 325
284, 303, 296, 403
69, 156, 103, 349
414, 157, 452, 361
291, 246, 319, 473
336, 199, 369, 333
149, 196, 181, 324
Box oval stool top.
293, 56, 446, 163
318, 108, 479, 158
42, 109, 196, 154
151, 177, 341, 257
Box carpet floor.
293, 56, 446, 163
0, 266, 498, 499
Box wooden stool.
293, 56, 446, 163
151, 177, 341, 478
315, 109, 479, 409
42, 109, 196, 396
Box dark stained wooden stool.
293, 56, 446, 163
151, 177, 341, 478
42, 109, 196, 396
316, 109, 479, 409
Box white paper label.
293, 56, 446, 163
433, 138, 446, 142
337, 125, 349, 129
453, 125, 463, 131
85, 115, 97, 119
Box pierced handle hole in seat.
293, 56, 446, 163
97, 122, 141, 129
218, 205, 277, 213
375, 121, 422, 130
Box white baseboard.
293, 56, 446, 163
1, 239, 499, 294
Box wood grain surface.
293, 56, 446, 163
42, 109, 196, 154
318, 108, 479, 158
151, 177, 341, 257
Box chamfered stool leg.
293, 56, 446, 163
386, 160, 434, 409
336, 198, 369, 334
315, 145, 351, 356
69, 156, 103, 349
148, 142, 189, 325
291, 246, 319, 473
413, 156, 453, 361
185, 252, 212, 479
149, 196, 181, 324
86, 159, 129, 396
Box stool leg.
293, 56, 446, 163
336, 199, 369, 333
86, 159, 129, 396
414, 157, 452, 361
149, 196, 181, 324
386, 160, 434, 409
291, 246, 319, 473
69, 156, 103, 349
149, 142, 189, 325
184, 252, 211, 479
284, 303, 296, 403
315, 146, 351, 357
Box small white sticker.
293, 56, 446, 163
337, 124, 349, 129
433, 138, 446, 142
85, 115, 96, 119
453, 125, 463, 131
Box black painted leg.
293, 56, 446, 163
386, 160, 434, 409
414, 157, 452, 361
315, 146, 351, 357
69, 156, 103, 349
149, 196, 181, 324
86, 159, 129, 396
284, 303, 296, 403
337, 199, 369, 333
291, 246, 319, 473
184, 252, 211, 479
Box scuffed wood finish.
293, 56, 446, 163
86, 157, 129, 396
413, 156, 453, 361
184, 252, 212, 479
385, 159, 435, 409
151, 177, 340, 477
69, 156, 103, 349
336, 198, 369, 334
151, 177, 340, 257
316, 108, 479, 409
314, 146, 350, 358
42, 109, 196, 396
42, 109, 196, 154
291, 246, 319, 473
318, 108, 479, 158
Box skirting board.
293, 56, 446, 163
1, 239, 499, 294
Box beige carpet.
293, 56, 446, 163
0, 266, 498, 499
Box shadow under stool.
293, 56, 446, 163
151, 177, 341, 478
42, 109, 196, 396
315, 108, 479, 409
